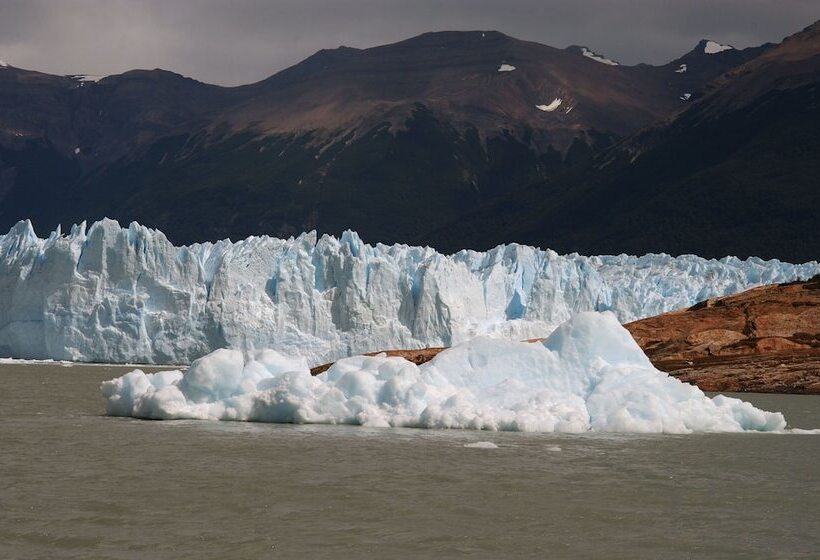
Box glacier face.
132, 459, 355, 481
1, 218, 819, 365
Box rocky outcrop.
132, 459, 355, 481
626, 275, 820, 359
625, 275, 820, 393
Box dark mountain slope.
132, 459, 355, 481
0, 29, 775, 247
218, 31, 697, 151
422, 22, 820, 262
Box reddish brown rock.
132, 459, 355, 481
310, 348, 445, 376
624, 275, 820, 394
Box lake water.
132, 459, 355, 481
1, 362, 818, 559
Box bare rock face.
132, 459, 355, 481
625, 276, 820, 393
626, 276, 820, 359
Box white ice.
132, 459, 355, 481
497, 64, 516, 72
536, 99, 562, 112
704, 40, 733, 54
1, 219, 818, 365
680, 93, 692, 101
68, 74, 103, 83
465, 441, 498, 448
0, 357, 73, 366
675, 64, 687, 73
580, 47, 619, 66
100, 312, 789, 434
0, 60, 8, 68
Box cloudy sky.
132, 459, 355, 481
0, 0, 816, 85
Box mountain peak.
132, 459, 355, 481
667, 39, 758, 68
380, 30, 514, 51
407, 30, 509, 41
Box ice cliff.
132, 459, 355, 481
2, 218, 819, 365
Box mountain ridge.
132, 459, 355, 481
0, 24, 814, 257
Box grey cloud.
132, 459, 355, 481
0, 0, 816, 85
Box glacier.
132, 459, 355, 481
101, 312, 787, 433
1, 218, 819, 365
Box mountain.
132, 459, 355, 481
0, 29, 768, 246
424, 21, 820, 261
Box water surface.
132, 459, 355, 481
1, 363, 818, 559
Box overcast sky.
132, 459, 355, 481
0, 0, 816, 85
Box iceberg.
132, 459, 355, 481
101, 312, 788, 433
1, 218, 819, 365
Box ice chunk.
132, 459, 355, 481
680, 93, 692, 101
464, 441, 498, 448
536, 99, 562, 112
497, 64, 516, 72
675, 64, 687, 73
101, 312, 792, 434
0, 60, 8, 68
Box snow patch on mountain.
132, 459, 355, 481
581, 47, 619, 66
100, 312, 789, 433
536, 99, 562, 112
67, 74, 103, 83
2, 219, 818, 365
704, 40, 734, 54
497, 64, 516, 72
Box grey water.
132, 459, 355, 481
1, 362, 818, 560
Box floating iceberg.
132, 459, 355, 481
1, 218, 819, 365
101, 312, 787, 433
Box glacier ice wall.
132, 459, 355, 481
1, 218, 819, 365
